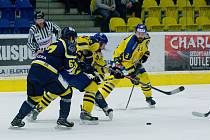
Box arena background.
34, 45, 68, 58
1, 32, 210, 92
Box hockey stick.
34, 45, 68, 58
125, 85, 135, 109
107, 67, 185, 95
192, 111, 210, 117
124, 75, 185, 95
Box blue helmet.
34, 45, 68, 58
135, 24, 147, 33
61, 27, 77, 41
94, 33, 108, 44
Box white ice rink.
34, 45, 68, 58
1, 84, 210, 140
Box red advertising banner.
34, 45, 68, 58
165, 35, 210, 71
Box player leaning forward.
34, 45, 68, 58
100, 24, 156, 107
10, 27, 99, 128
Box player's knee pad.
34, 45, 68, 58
139, 72, 150, 84
60, 88, 73, 104
85, 81, 98, 93
60, 87, 73, 99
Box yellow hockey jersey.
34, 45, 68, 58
113, 34, 150, 73
77, 36, 100, 52
76, 35, 108, 75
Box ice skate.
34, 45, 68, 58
56, 117, 74, 129
102, 107, 113, 120
80, 110, 99, 125
10, 117, 25, 128
27, 109, 39, 121
146, 97, 156, 108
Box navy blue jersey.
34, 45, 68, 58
32, 38, 79, 74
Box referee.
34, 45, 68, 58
27, 10, 61, 55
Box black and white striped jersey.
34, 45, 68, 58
27, 21, 61, 53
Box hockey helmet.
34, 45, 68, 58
61, 27, 78, 41
94, 33, 108, 44
135, 24, 147, 33
34, 10, 44, 19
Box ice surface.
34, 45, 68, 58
1, 84, 210, 140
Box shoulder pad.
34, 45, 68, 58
144, 33, 150, 39
90, 36, 98, 43
124, 34, 133, 40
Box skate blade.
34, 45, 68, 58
26, 116, 36, 122
54, 124, 73, 130
108, 111, 113, 121
149, 105, 155, 108
79, 120, 99, 125
8, 125, 24, 130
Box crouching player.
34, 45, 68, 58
10, 27, 79, 128
76, 33, 113, 120
96, 24, 156, 109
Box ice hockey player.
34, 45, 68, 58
26, 10, 61, 120
96, 24, 156, 108
27, 33, 114, 121
10, 27, 79, 128
76, 33, 114, 120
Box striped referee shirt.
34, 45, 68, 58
27, 21, 61, 54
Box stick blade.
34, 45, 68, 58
192, 111, 205, 117
167, 86, 185, 95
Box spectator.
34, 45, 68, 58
61, 0, 91, 14
207, 0, 210, 5
95, 0, 120, 32
115, 0, 143, 20
155, 0, 160, 5
115, 0, 127, 20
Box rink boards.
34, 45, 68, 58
1, 32, 210, 92
0, 71, 210, 92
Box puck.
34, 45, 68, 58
146, 122, 152, 125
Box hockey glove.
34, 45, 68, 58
129, 63, 143, 78
79, 62, 95, 74
93, 76, 101, 84
130, 77, 140, 85
141, 51, 150, 63
83, 50, 93, 65
111, 67, 124, 79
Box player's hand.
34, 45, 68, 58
36, 49, 44, 55
111, 67, 124, 79
130, 77, 140, 85
93, 76, 101, 84
79, 62, 95, 74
